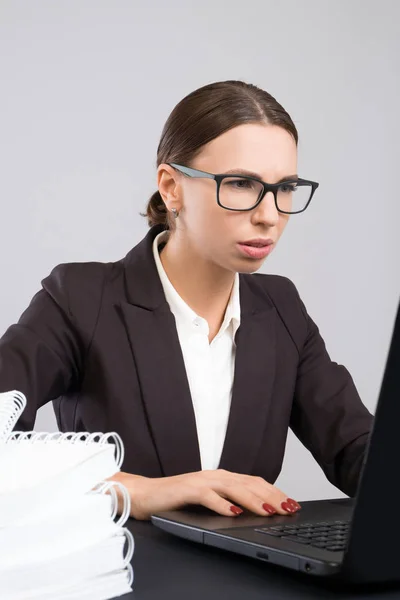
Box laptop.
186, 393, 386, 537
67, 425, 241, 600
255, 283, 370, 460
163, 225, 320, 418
152, 299, 400, 584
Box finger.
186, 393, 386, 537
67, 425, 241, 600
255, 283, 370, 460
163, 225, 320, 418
241, 475, 301, 515
213, 473, 299, 516
214, 481, 280, 517
198, 489, 244, 517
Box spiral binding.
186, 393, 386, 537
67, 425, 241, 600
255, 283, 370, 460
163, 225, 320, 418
121, 527, 135, 568
126, 563, 134, 586
5, 430, 125, 468
0, 392, 124, 467
0, 391, 27, 442
90, 480, 131, 527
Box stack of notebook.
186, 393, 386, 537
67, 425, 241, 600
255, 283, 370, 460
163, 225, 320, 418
0, 390, 134, 599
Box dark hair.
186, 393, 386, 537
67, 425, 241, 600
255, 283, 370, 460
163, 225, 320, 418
144, 80, 298, 229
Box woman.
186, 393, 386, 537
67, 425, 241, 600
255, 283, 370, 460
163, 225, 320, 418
0, 80, 373, 520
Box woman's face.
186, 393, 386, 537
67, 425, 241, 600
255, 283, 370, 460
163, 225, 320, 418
159, 123, 297, 274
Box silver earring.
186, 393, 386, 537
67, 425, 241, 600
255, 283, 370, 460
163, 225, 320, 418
171, 208, 179, 218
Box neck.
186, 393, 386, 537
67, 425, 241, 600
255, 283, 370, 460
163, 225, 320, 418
159, 231, 236, 324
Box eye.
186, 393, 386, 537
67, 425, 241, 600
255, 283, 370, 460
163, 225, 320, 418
279, 183, 297, 194
224, 178, 254, 190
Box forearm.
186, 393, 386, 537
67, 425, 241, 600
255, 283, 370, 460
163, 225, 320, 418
332, 430, 371, 497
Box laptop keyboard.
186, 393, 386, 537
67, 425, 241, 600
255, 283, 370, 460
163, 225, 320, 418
255, 520, 350, 552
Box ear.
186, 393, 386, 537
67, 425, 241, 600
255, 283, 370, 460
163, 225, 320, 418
157, 164, 183, 213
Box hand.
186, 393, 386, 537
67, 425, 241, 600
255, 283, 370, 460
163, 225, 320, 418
108, 469, 301, 520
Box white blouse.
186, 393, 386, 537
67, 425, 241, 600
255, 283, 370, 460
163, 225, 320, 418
152, 231, 241, 470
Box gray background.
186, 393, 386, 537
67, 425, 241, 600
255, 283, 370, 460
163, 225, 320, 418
1, 0, 399, 502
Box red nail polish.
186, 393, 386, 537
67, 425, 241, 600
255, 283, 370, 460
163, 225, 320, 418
281, 501, 296, 513
262, 503, 277, 514
286, 498, 301, 510
230, 505, 243, 515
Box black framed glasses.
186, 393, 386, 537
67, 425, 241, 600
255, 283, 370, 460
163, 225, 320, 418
169, 163, 319, 214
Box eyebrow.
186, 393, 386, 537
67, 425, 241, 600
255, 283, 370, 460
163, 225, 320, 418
223, 168, 299, 183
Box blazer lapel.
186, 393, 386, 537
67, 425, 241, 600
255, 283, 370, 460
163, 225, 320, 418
120, 225, 201, 477
218, 275, 278, 474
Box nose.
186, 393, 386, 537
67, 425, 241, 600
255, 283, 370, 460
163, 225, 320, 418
250, 191, 280, 227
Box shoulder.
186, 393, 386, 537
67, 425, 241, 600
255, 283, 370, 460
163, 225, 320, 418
41, 259, 121, 298
249, 272, 300, 294
244, 272, 305, 312
40, 259, 125, 326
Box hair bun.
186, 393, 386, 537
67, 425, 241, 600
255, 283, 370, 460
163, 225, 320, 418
145, 191, 169, 228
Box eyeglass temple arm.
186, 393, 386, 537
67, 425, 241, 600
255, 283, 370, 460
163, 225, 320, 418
169, 163, 214, 179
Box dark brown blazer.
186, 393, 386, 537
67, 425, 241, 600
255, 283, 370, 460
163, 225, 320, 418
0, 224, 373, 495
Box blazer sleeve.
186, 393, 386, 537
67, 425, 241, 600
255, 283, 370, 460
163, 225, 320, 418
0, 263, 105, 431
266, 276, 374, 498
288, 283, 374, 497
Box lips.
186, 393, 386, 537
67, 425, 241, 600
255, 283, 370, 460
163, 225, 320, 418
240, 239, 274, 247
237, 240, 275, 259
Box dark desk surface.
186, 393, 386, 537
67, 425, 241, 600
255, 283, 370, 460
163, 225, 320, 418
118, 519, 400, 600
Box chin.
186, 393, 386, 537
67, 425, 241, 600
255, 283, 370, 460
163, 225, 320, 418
238, 264, 265, 275
233, 258, 267, 275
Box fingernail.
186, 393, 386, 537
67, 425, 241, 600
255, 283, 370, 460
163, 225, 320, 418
230, 505, 243, 515
286, 498, 301, 510
281, 501, 297, 513
262, 503, 277, 514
